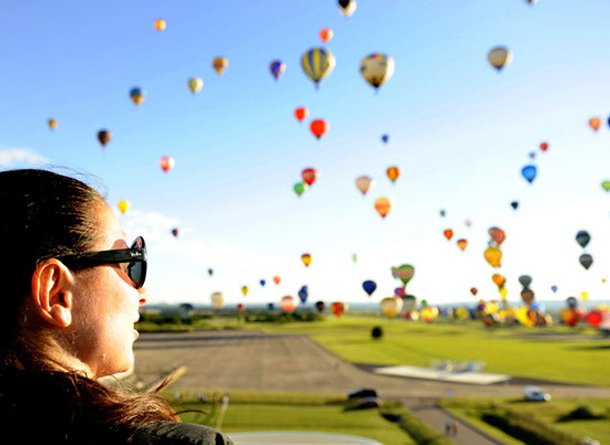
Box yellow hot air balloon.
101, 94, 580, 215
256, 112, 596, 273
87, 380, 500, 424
47, 118, 57, 130
355, 175, 373, 195
420, 306, 439, 323
212, 57, 229, 75
301, 48, 336, 88
386, 166, 400, 183
211, 291, 224, 309
154, 19, 166, 32
374, 197, 392, 218
380, 297, 403, 318
117, 200, 131, 215
488, 46, 513, 71
484, 246, 502, 268
188, 77, 204, 94
301, 253, 312, 267
360, 54, 395, 90
241, 285, 249, 297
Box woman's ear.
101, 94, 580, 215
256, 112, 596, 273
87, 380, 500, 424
30, 259, 75, 328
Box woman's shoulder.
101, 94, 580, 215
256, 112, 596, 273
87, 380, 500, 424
130, 421, 236, 445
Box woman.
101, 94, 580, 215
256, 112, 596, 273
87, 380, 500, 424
0, 169, 234, 444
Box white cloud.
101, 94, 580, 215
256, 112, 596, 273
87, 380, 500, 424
0, 147, 48, 166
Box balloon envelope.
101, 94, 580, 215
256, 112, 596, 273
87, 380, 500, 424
129, 87, 145, 105
601, 181, 610, 192
160, 155, 175, 173
575, 230, 591, 248
319, 27, 333, 43
521, 165, 537, 183
298, 286, 309, 304
212, 57, 229, 75
386, 166, 400, 183
492, 274, 506, 288
456, 239, 468, 251
484, 246, 502, 268
301, 48, 336, 87
293, 182, 307, 197
338, 0, 357, 16
188, 77, 203, 94
362, 280, 377, 296
280, 296, 297, 313
355, 176, 373, 195
488, 227, 506, 246
380, 297, 403, 318
443, 229, 453, 240
294, 107, 309, 122
310, 119, 328, 139
302, 168, 317, 186
518, 275, 532, 288
48, 118, 57, 130
273, 275, 281, 285
374, 197, 392, 218
211, 292, 224, 309
360, 53, 395, 90
154, 19, 166, 31
301, 253, 312, 267
117, 200, 131, 214
589, 117, 601, 131
330, 301, 347, 317
488, 46, 513, 71
97, 130, 111, 147
241, 286, 248, 296
579, 253, 593, 270
392, 264, 415, 286
270, 60, 286, 80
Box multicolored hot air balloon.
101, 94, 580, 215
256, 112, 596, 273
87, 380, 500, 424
488, 227, 506, 246
280, 296, 296, 314
374, 197, 391, 218
319, 27, 333, 43
386, 166, 400, 183
160, 155, 175, 173
488, 46, 513, 71
456, 239, 468, 251
188, 77, 203, 94
380, 297, 403, 318
492, 274, 506, 288
301, 253, 312, 267
294, 107, 309, 122
129, 87, 145, 106
212, 57, 229, 75
310, 119, 328, 139
355, 176, 373, 195
360, 54, 395, 91
576, 230, 591, 248
392, 264, 415, 286
301, 48, 336, 88
338, 0, 357, 17
270, 60, 286, 81
97, 130, 111, 148
117, 200, 131, 215
154, 19, 166, 32
362, 280, 377, 297
302, 168, 317, 186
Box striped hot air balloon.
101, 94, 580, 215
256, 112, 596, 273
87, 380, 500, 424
301, 48, 336, 89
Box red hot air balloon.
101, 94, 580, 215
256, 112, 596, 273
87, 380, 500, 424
443, 229, 453, 240
319, 28, 334, 43
301, 168, 317, 186
160, 155, 175, 173
310, 119, 328, 139
539, 142, 549, 152
294, 107, 309, 122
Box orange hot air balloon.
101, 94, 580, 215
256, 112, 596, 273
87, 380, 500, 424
294, 107, 309, 122
154, 19, 166, 32
280, 296, 297, 314
301, 168, 317, 186
47, 118, 57, 130
310, 119, 328, 139
212, 57, 229, 75
492, 273, 506, 288
484, 246, 502, 268
488, 227, 506, 246
470, 287, 478, 296
330, 301, 346, 317
386, 166, 400, 183
355, 175, 373, 195
374, 197, 391, 218
273, 275, 281, 285
301, 253, 312, 267
319, 27, 334, 43
589, 117, 601, 132
456, 239, 468, 251
159, 155, 175, 173
443, 229, 453, 240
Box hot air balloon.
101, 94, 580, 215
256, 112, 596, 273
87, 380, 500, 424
403, 294, 416, 311
293, 182, 307, 197
301, 168, 317, 186
540, 142, 549, 152
211, 291, 224, 309
362, 280, 377, 297
381, 134, 389, 144
319, 27, 333, 43
518, 275, 532, 288
273, 275, 281, 285
439, 209, 446, 217
386, 166, 400, 183
488, 46, 513, 71
488, 227, 506, 246
294, 107, 309, 122
298, 285, 309, 304
129, 87, 145, 106
48, 118, 57, 130
301, 48, 336, 88
484, 246, 502, 268
355, 176, 373, 195
97, 130, 111, 148
236, 303, 246, 312
581, 291, 589, 301
315, 301, 326, 313
586, 310, 604, 328
443, 229, 453, 241
280, 296, 296, 313
510, 201, 519, 210
330, 301, 346, 317
208, 268, 214, 276
360, 54, 395, 90
301, 253, 312, 267
188, 77, 203, 94
492, 274, 506, 288
117, 200, 131, 215
470, 287, 478, 296
575, 230, 591, 248
338, 0, 357, 16
171, 228, 179, 238
579, 253, 593, 270
601, 181, 610, 192
521, 165, 537, 184
589, 117, 601, 132
241, 285, 248, 297
456, 239, 468, 251
380, 297, 403, 318
212, 57, 229, 75
259, 279, 266, 287
374, 197, 392, 218
310, 119, 328, 139
521, 289, 535, 305
154, 19, 166, 32
551, 285, 558, 293
352, 253, 358, 263
160, 155, 175, 173
394, 287, 405, 298
392, 264, 415, 286
420, 306, 439, 323
270, 60, 286, 81
529, 152, 536, 160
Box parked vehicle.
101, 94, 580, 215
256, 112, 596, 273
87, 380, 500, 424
523, 385, 551, 401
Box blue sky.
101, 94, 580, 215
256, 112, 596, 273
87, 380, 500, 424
2, 0, 610, 308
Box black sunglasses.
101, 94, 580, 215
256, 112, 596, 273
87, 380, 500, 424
57, 236, 147, 289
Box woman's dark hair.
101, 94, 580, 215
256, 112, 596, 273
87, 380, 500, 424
0, 169, 177, 443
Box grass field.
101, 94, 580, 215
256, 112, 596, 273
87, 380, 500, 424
239, 315, 610, 386
173, 391, 416, 445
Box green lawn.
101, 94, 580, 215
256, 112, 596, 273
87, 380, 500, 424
245, 316, 610, 386
173, 391, 415, 445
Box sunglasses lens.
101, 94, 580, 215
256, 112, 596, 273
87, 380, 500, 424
128, 237, 147, 289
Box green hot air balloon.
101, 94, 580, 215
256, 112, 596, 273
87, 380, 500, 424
293, 182, 307, 197
601, 180, 610, 192
391, 264, 415, 286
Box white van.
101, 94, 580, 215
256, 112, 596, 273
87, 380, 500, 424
524, 385, 551, 401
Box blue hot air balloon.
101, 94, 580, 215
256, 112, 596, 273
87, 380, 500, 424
298, 285, 309, 304
575, 230, 591, 249
270, 60, 286, 81
381, 134, 389, 144
551, 285, 558, 293
362, 280, 377, 297
259, 279, 266, 287
521, 165, 537, 184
